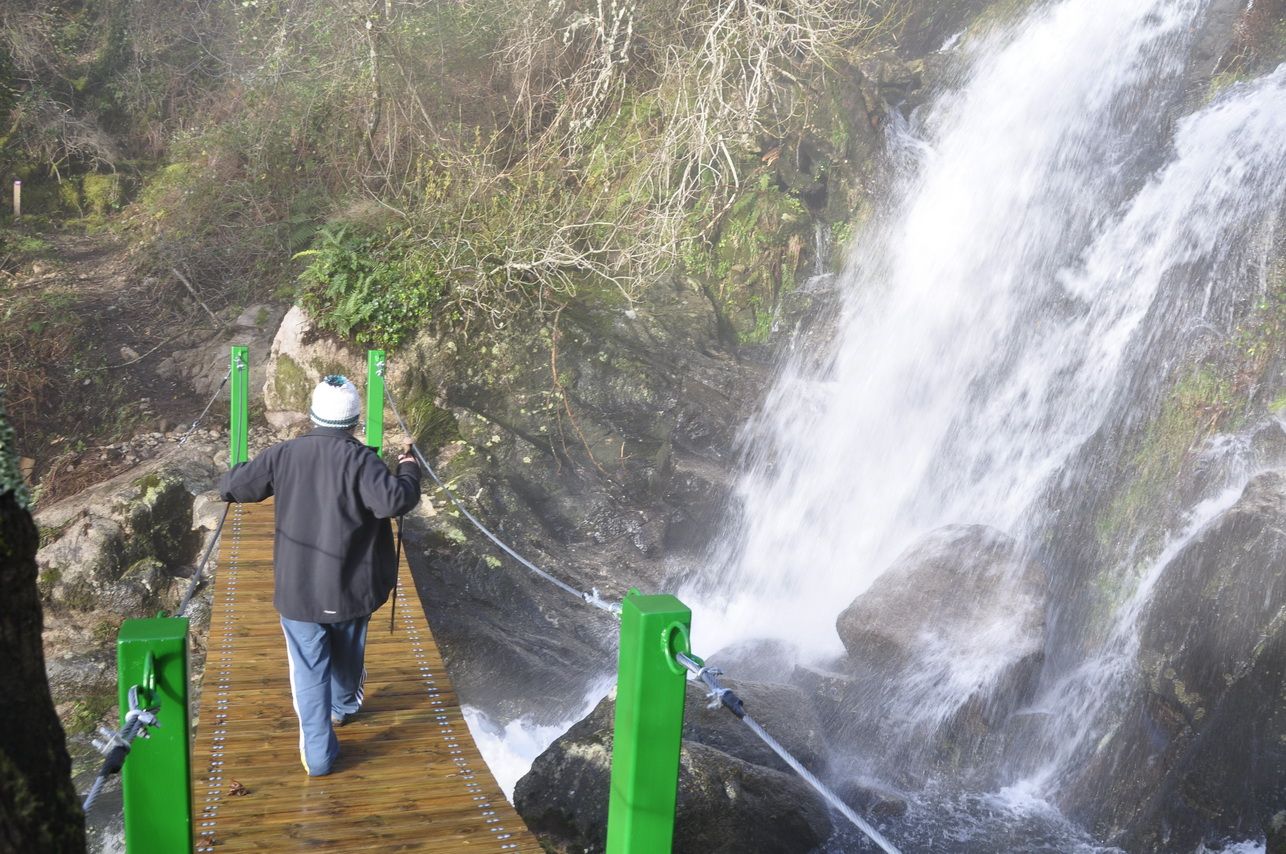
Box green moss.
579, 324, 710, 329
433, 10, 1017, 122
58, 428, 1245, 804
1095, 265, 1284, 556
82, 173, 123, 215
65, 689, 118, 736
132, 472, 163, 496
37, 567, 62, 599
688, 183, 809, 343
60, 580, 96, 612
274, 354, 313, 413
58, 180, 83, 213
738, 296, 775, 345
1097, 366, 1236, 549
92, 618, 121, 644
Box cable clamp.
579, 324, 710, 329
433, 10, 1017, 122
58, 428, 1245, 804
586, 588, 623, 616
125, 708, 159, 733
92, 727, 130, 757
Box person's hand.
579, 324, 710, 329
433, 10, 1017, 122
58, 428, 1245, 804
397, 445, 417, 466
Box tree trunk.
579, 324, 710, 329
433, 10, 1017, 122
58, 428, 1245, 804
0, 463, 86, 850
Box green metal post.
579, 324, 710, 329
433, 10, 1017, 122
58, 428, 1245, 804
118, 617, 191, 853
366, 349, 385, 453
606, 590, 692, 854
229, 345, 249, 466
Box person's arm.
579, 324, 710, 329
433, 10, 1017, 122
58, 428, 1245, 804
217, 448, 275, 503
357, 447, 421, 518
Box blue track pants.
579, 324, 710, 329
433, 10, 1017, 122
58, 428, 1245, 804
279, 614, 370, 776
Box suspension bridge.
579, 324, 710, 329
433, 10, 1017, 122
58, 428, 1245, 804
82, 347, 901, 854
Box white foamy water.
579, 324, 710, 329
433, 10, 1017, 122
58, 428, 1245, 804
682, 0, 1286, 828
687, 0, 1216, 659
690, 0, 1286, 699
465, 676, 613, 800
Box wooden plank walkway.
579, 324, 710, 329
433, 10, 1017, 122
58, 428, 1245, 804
191, 499, 543, 852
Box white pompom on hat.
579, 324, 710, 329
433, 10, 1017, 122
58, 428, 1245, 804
310, 375, 361, 429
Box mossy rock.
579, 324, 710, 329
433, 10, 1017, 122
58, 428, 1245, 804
82, 173, 126, 215
64, 688, 118, 736
273, 353, 313, 414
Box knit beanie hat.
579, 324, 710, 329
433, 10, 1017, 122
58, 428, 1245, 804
310, 375, 361, 429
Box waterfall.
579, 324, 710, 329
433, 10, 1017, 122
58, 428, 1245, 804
686, 0, 1286, 844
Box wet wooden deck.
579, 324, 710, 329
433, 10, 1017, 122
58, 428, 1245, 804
191, 499, 542, 852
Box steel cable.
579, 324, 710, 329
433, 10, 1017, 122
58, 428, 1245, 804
675, 651, 903, 854
383, 384, 620, 617
174, 501, 232, 617
176, 366, 232, 446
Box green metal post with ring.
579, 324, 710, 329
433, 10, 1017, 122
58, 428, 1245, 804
117, 616, 192, 852
366, 349, 385, 454
605, 589, 692, 853
229, 345, 249, 466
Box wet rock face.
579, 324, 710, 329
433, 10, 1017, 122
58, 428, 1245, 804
827, 525, 1047, 781
1069, 469, 1286, 851
836, 525, 1046, 670
514, 682, 833, 854
370, 279, 766, 724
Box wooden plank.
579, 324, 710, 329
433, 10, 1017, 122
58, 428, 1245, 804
190, 500, 543, 853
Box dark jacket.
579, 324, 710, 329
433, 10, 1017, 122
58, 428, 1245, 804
217, 427, 421, 622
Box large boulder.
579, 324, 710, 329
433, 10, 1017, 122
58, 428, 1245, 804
1065, 469, 1286, 851
514, 681, 834, 853
36, 452, 218, 616
262, 305, 370, 428
829, 525, 1047, 779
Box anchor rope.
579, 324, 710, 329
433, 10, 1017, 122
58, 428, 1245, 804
174, 501, 232, 617
674, 651, 903, 854
175, 366, 232, 446
81, 685, 159, 813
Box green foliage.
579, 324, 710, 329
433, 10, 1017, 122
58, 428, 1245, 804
401, 393, 460, 453
81, 173, 123, 215
684, 180, 808, 342
272, 353, 310, 413
296, 225, 446, 349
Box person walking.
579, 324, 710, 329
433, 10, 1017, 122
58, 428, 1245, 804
218, 375, 421, 776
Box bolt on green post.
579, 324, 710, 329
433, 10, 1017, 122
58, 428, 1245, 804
229, 345, 249, 466
118, 617, 191, 853
366, 349, 385, 453
606, 590, 692, 854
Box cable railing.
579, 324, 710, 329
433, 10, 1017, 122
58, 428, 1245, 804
380, 354, 902, 854
88, 345, 903, 854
